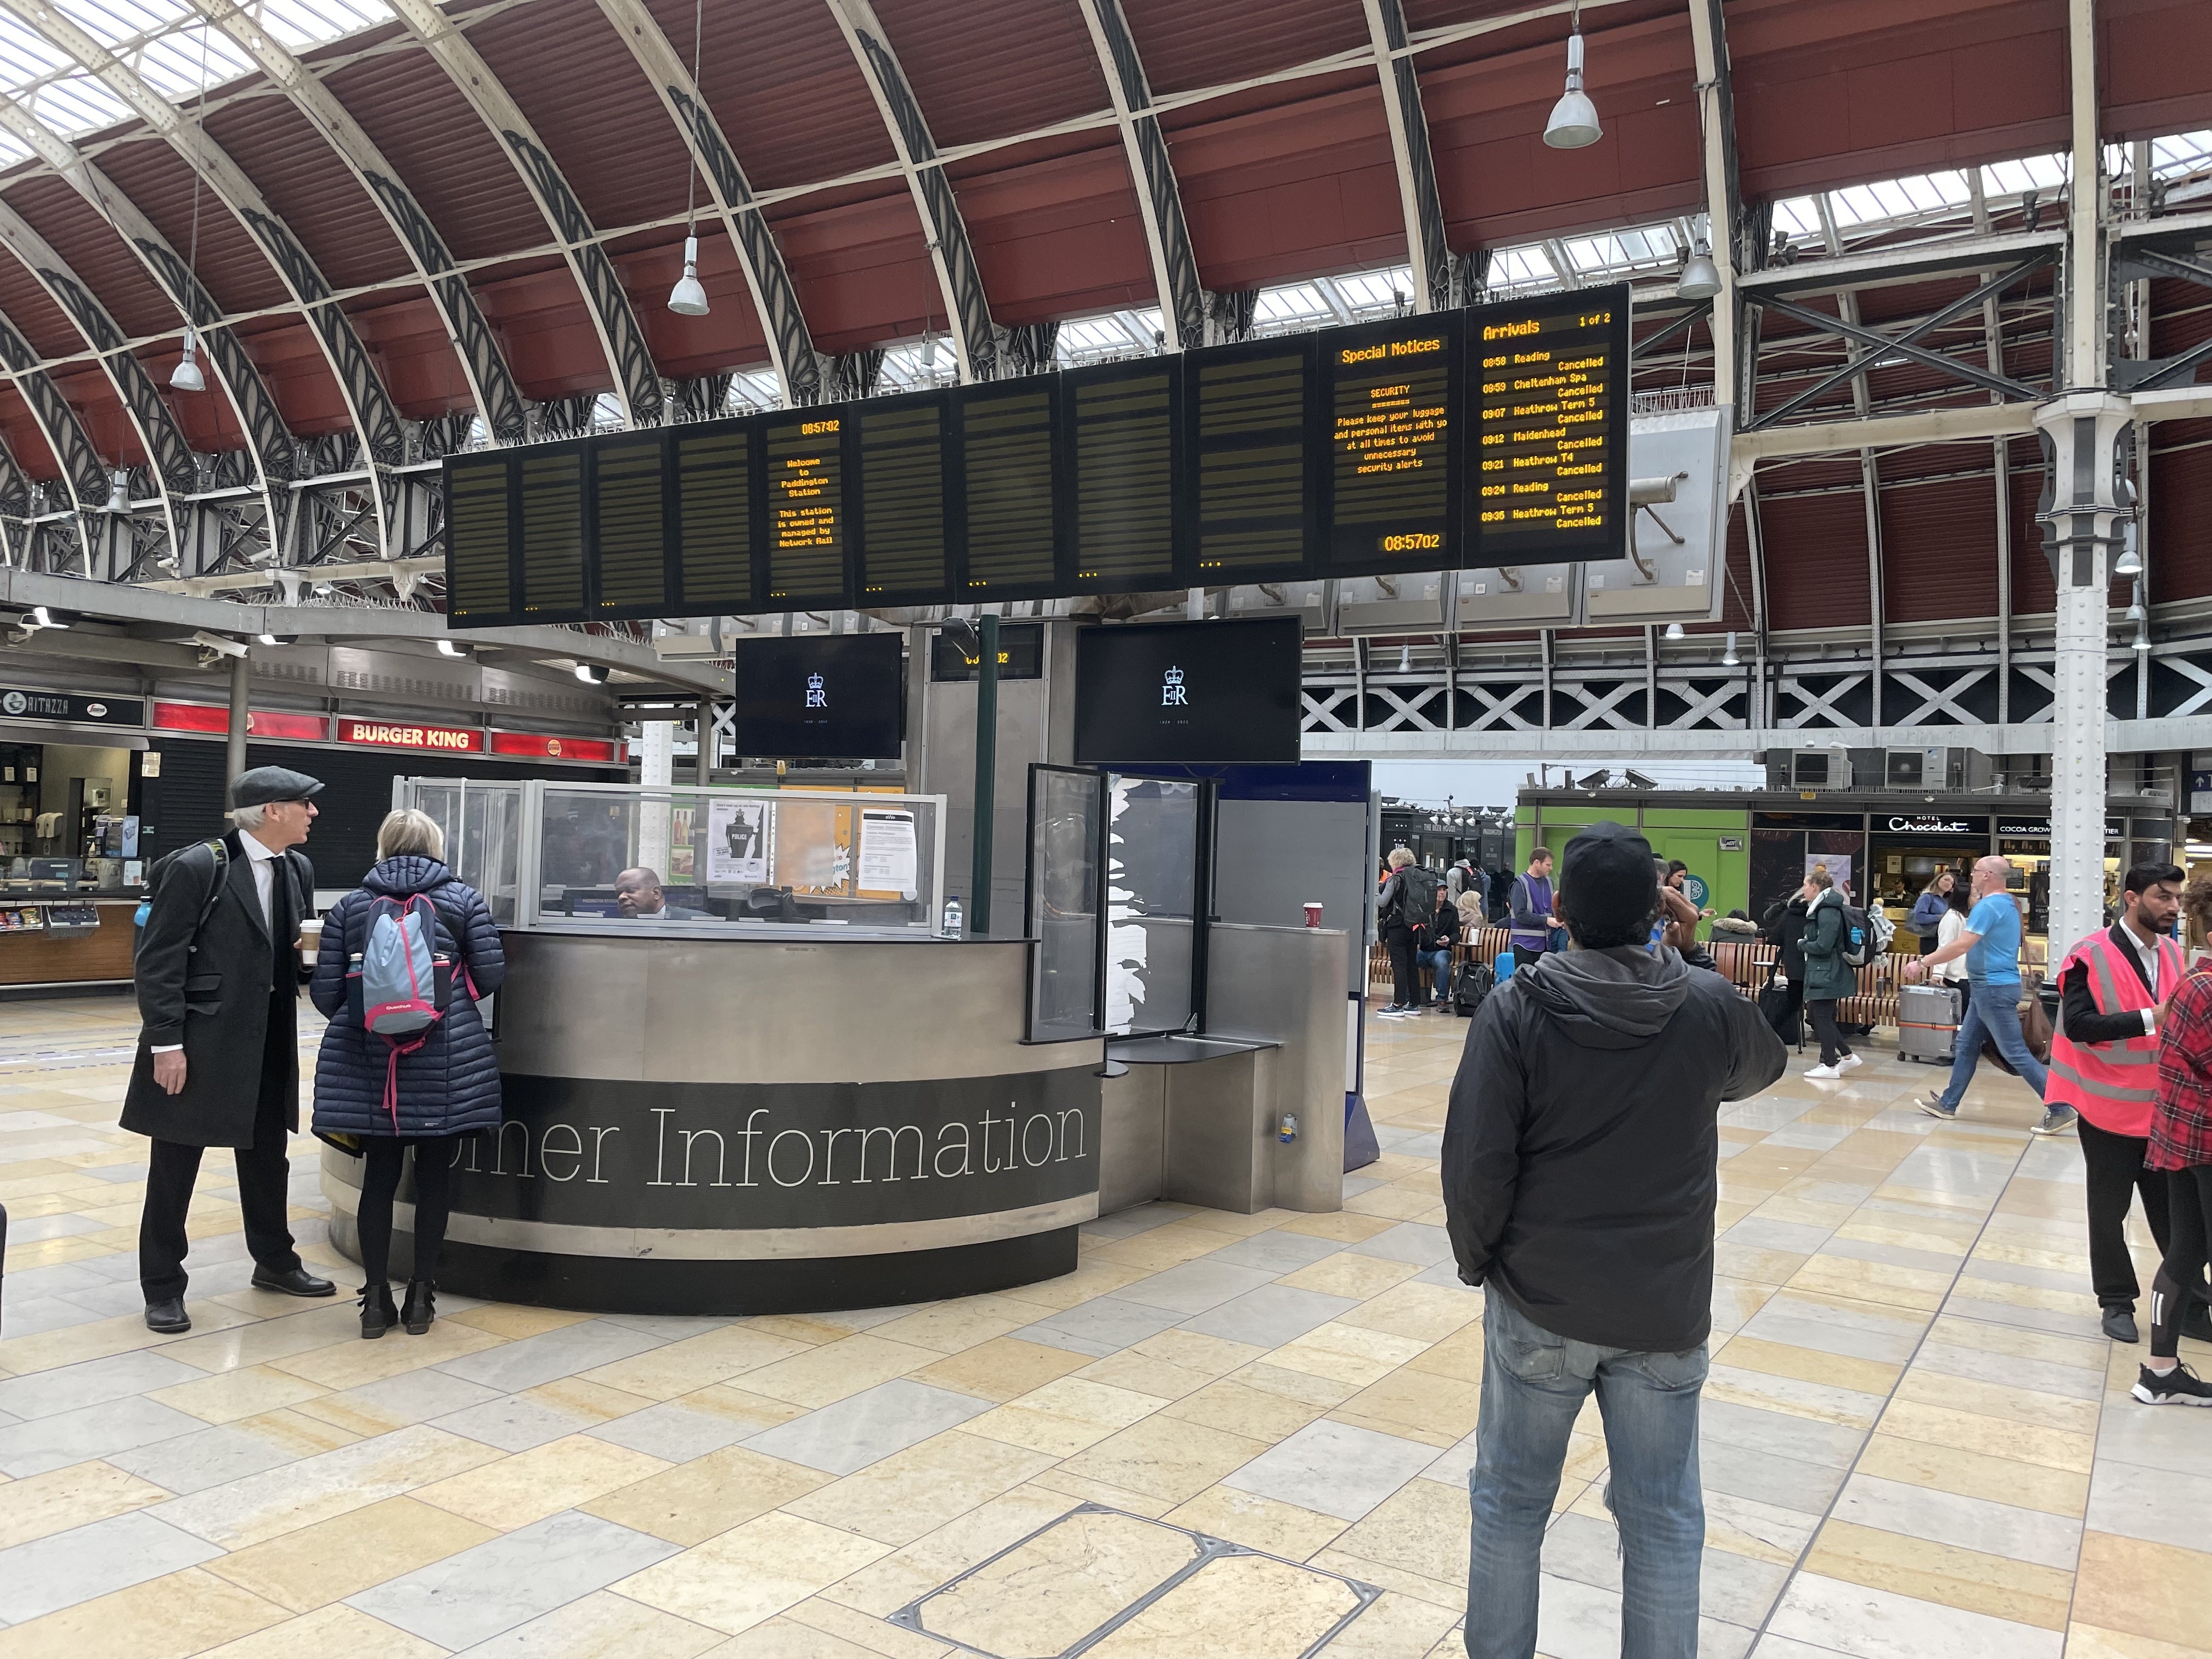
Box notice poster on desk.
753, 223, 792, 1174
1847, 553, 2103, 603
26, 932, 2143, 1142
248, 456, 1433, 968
706, 800, 770, 884
858, 809, 918, 900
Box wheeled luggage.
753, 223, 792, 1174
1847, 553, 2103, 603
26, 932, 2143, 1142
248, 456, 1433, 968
1897, 981, 1961, 1064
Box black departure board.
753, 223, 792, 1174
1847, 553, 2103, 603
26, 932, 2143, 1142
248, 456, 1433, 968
1326, 314, 1455, 572
1471, 286, 1630, 561
1193, 340, 1311, 577
959, 382, 1054, 595
592, 434, 665, 615
857, 397, 947, 601
1069, 362, 1175, 588
448, 287, 1633, 628
765, 414, 845, 604
518, 448, 583, 617
674, 427, 752, 613
445, 451, 513, 623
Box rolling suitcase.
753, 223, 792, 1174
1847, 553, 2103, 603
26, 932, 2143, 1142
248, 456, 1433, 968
1897, 981, 1961, 1064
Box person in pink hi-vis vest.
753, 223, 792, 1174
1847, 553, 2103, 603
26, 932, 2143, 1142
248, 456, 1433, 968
2048, 862, 2203, 1345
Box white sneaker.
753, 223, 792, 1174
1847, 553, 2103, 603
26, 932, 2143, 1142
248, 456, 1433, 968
1836, 1053, 1863, 1073
1804, 1063, 1843, 1080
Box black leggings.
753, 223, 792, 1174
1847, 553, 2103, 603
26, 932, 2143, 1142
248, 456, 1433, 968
357, 1136, 461, 1285
2152, 1164, 2212, 1360
1807, 999, 1853, 1066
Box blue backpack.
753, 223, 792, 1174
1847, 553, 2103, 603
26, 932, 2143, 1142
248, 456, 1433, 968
346, 894, 454, 1126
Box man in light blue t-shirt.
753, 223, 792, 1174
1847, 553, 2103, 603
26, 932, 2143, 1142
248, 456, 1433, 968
1904, 855, 2073, 1135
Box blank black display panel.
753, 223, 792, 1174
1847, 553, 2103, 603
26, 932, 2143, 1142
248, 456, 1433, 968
675, 426, 752, 613
1074, 617, 1303, 766
731, 633, 905, 760
519, 449, 583, 618
593, 434, 665, 614
445, 452, 513, 623
960, 382, 1054, 595
857, 398, 947, 602
1193, 342, 1310, 578
1070, 364, 1174, 589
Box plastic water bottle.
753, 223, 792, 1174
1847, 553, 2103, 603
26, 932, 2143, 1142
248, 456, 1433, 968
941, 895, 963, 937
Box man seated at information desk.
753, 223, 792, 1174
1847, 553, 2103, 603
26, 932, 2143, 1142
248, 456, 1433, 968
614, 866, 707, 920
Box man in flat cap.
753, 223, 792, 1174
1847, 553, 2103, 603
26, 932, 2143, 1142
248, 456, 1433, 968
125, 765, 336, 1331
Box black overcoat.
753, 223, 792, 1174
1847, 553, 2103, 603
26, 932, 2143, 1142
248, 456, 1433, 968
121, 831, 312, 1148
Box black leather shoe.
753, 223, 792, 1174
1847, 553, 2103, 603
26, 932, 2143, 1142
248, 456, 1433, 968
401, 1279, 437, 1336
359, 1282, 398, 1339
2102, 1305, 2140, 1344
251, 1266, 337, 1298
145, 1297, 190, 1334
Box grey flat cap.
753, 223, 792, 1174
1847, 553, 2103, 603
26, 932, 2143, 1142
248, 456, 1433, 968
229, 765, 325, 809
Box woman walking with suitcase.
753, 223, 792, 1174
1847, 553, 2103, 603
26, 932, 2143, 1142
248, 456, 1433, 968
311, 810, 506, 1339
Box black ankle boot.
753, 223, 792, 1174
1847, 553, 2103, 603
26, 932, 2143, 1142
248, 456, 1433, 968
401, 1279, 437, 1336
359, 1282, 398, 1339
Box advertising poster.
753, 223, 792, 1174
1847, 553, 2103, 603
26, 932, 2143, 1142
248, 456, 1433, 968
707, 800, 769, 883
1805, 853, 1853, 898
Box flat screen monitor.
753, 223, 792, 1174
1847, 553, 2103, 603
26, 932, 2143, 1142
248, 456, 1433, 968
731, 633, 905, 760
1074, 617, 1302, 765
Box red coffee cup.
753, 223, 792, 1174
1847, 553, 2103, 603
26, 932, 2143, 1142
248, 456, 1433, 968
1302, 902, 1324, 928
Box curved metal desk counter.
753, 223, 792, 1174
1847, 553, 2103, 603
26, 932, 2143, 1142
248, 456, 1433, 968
322, 927, 1100, 1314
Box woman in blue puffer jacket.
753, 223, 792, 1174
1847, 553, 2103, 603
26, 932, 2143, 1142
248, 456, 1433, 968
312, 808, 505, 1339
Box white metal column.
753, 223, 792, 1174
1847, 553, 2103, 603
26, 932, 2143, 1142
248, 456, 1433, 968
2040, 0, 2116, 957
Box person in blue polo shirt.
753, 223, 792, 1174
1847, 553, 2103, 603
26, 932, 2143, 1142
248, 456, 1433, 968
1905, 854, 2074, 1136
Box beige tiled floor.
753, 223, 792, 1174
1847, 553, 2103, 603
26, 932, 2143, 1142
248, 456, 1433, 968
1, 994, 2209, 1658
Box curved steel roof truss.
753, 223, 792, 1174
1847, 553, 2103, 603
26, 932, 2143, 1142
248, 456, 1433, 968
0, 105, 296, 577
1071, 0, 1206, 351
381, 0, 663, 427
592, 0, 823, 407
1362, 0, 1449, 315
0, 302, 101, 569
825, 0, 997, 381
188, 0, 529, 445
0, 0, 401, 565
0, 198, 188, 571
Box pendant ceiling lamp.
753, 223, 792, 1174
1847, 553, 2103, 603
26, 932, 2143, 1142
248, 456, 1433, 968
172, 25, 211, 391
668, 0, 711, 317
1543, 3, 1601, 150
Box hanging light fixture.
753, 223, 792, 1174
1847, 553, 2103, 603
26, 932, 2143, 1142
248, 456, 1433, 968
171, 328, 205, 393
575, 661, 610, 685
171, 24, 211, 391
105, 470, 131, 513
1721, 630, 1740, 667
2113, 521, 2142, 578
1663, 621, 1685, 641
1543, 4, 1601, 149
1677, 240, 1722, 301
667, 0, 711, 317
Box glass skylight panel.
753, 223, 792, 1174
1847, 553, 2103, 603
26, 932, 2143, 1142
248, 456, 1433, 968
251, 0, 392, 52
1253, 284, 1330, 325
131, 22, 253, 101
1981, 152, 2069, 195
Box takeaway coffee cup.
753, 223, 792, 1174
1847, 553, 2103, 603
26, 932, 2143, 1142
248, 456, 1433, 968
1302, 902, 1324, 928
297, 916, 323, 957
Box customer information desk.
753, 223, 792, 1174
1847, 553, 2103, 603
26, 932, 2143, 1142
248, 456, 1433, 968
320, 781, 1102, 1313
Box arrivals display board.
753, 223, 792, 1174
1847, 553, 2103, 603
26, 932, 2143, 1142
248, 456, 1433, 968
445, 285, 1629, 628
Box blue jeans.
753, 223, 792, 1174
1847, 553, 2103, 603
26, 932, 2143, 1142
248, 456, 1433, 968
1467, 1285, 1708, 1659
1418, 947, 1452, 1002
1937, 979, 2049, 1109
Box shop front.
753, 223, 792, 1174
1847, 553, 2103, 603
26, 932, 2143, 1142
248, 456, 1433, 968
1866, 813, 1991, 924
0, 684, 153, 993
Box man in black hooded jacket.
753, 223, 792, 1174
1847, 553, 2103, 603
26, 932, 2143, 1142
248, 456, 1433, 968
1443, 820, 1784, 1659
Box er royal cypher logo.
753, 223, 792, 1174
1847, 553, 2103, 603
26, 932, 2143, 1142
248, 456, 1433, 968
1161, 665, 1187, 707
805, 672, 827, 710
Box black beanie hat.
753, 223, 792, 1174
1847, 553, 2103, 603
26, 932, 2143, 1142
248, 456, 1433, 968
1560, 820, 1660, 939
